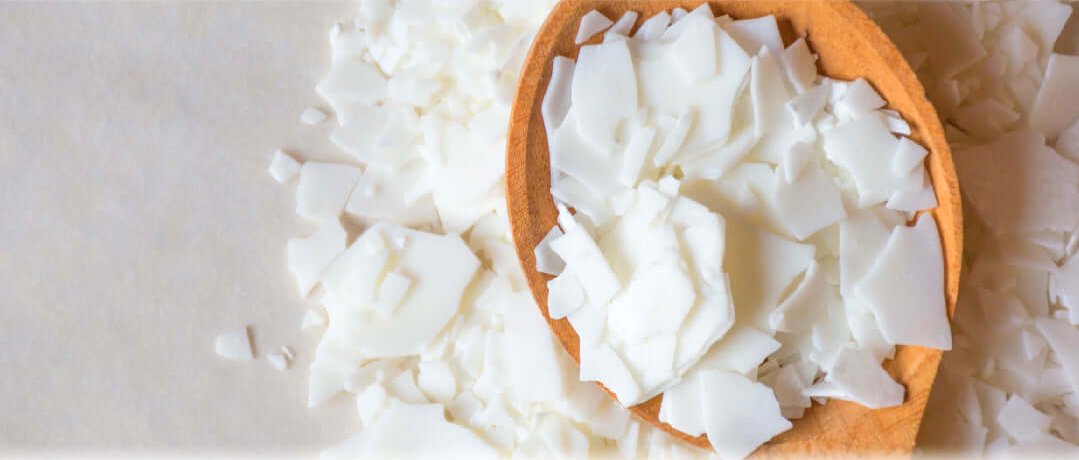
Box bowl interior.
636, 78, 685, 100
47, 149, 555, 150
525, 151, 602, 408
505, 0, 962, 454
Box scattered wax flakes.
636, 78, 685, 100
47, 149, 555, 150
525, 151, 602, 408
916, 2, 987, 78
287, 219, 347, 296
998, 395, 1052, 442
952, 99, 1020, 141
326, 224, 479, 358
354, 383, 388, 428
1030, 54, 1079, 139
330, 104, 418, 170
1034, 317, 1079, 396
1056, 120, 1079, 163
301, 107, 329, 125
323, 400, 498, 460
502, 291, 566, 406
954, 128, 1079, 233
268, 150, 301, 183
723, 15, 783, 55
700, 370, 791, 460
856, 213, 952, 350
316, 59, 387, 125
576, 10, 614, 45
296, 162, 363, 223
344, 160, 438, 228
214, 327, 254, 361
549, 224, 621, 305
695, 324, 781, 376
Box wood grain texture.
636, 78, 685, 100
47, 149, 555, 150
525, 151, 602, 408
505, 0, 963, 455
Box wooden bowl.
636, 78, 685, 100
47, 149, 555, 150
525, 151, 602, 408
505, 0, 962, 455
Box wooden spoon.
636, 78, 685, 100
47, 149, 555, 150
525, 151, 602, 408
506, 0, 962, 455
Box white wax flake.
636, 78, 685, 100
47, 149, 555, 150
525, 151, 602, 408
811, 347, 904, 409
700, 370, 791, 460
296, 162, 363, 223
695, 324, 781, 375
502, 290, 566, 406
300, 107, 328, 125
605, 11, 638, 39
344, 161, 438, 228
1034, 317, 1079, 397
855, 214, 952, 350
772, 150, 847, 240
323, 400, 498, 460
549, 225, 620, 306
214, 327, 254, 361
998, 395, 1052, 442
547, 270, 584, 319
315, 59, 387, 125
892, 137, 929, 176
770, 260, 830, 332
666, 15, 717, 84
619, 126, 657, 187
321, 224, 479, 358
542, 57, 576, 134
287, 219, 346, 296
954, 128, 1079, 233
651, 108, 695, 167
781, 38, 817, 94
787, 83, 830, 129
1030, 54, 1079, 139
354, 383, 387, 428
575, 10, 614, 45
268, 150, 301, 183
579, 343, 642, 404
821, 117, 903, 207
267, 351, 290, 371
374, 271, 411, 316
834, 78, 886, 119
570, 40, 638, 153
724, 15, 783, 55
533, 225, 566, 275
725, 222, 815, 331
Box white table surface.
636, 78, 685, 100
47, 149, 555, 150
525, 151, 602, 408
0, 1, 364, 454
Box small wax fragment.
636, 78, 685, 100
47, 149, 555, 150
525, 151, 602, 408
215, 327, 254, 361
268, 150, 301, 183
300, 107, 329, 125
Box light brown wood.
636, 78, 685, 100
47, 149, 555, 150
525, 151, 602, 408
506, 0, 963, 455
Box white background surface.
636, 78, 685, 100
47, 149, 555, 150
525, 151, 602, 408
0, 2, 364, 454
